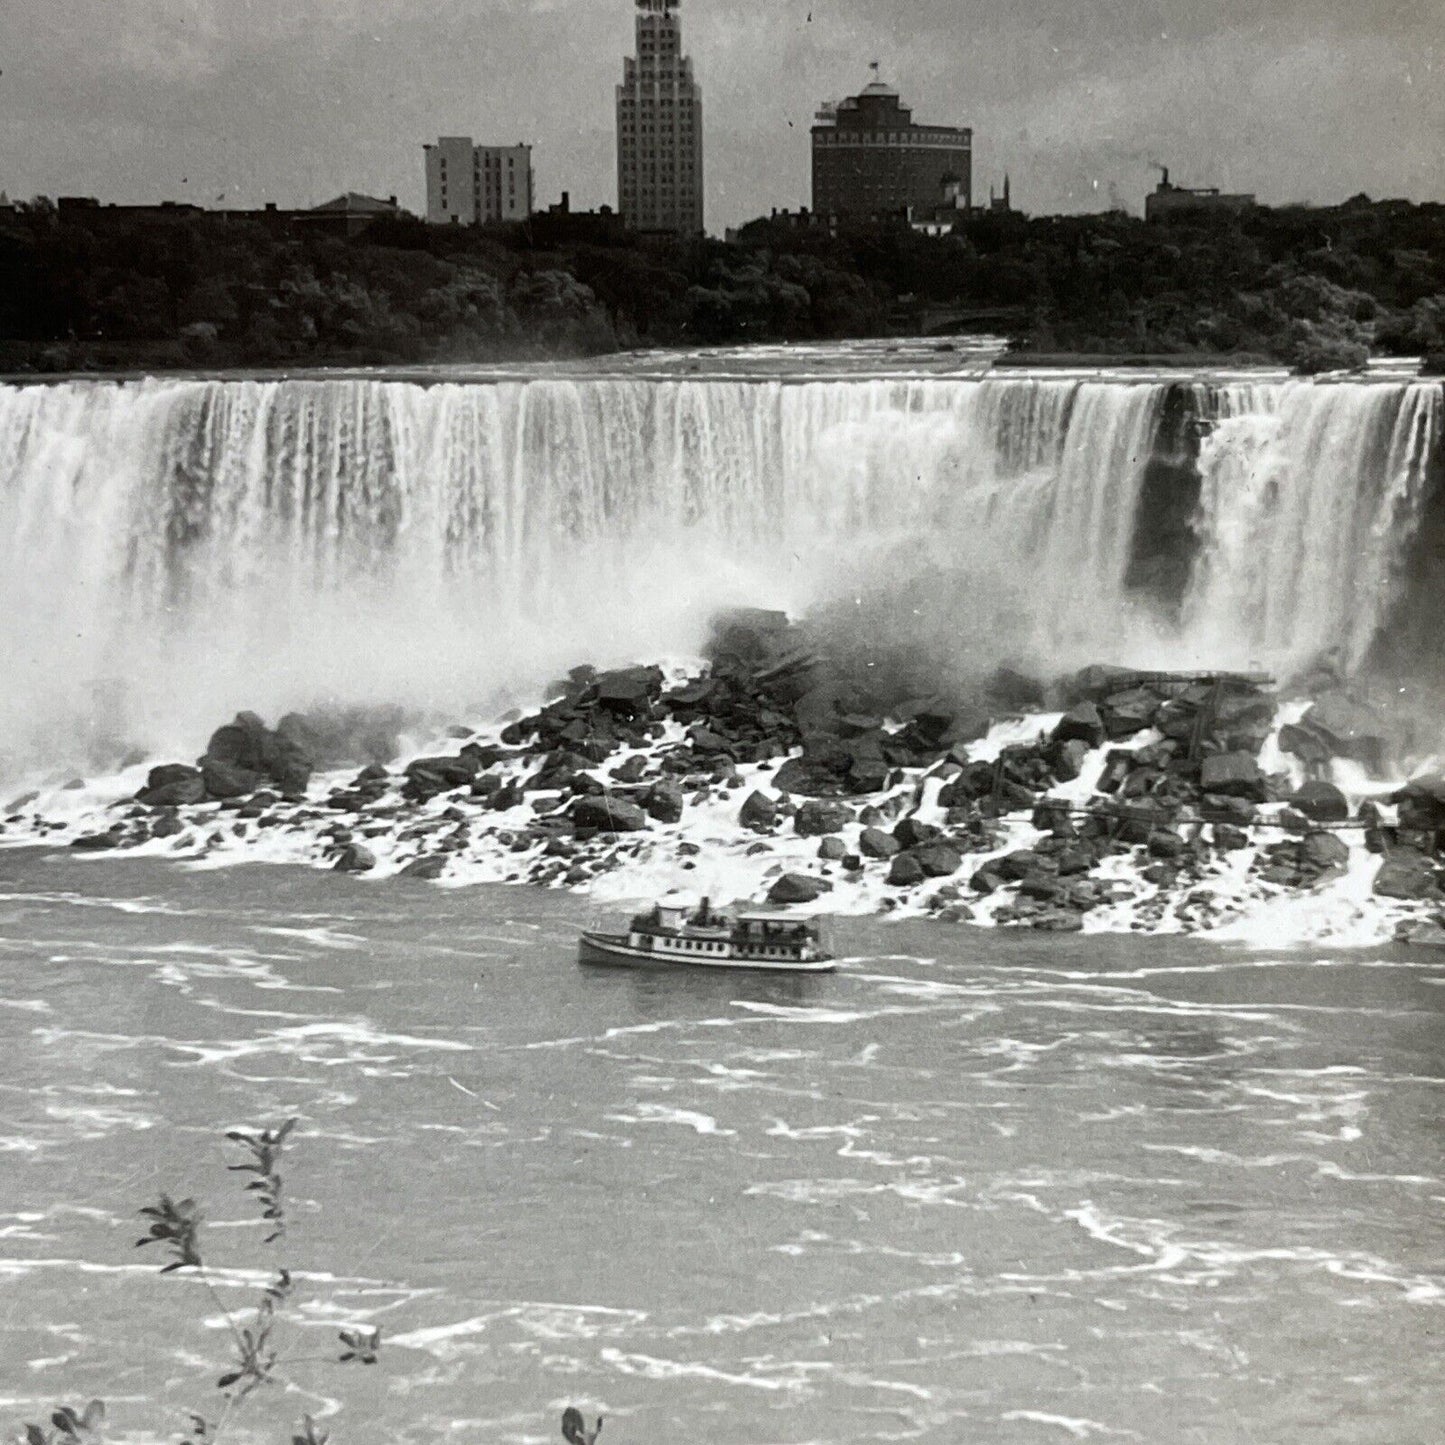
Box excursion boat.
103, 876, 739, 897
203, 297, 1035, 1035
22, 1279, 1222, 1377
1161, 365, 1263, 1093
579, 896, 835, 974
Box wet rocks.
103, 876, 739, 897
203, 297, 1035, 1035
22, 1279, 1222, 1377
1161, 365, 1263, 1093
739, 790, 779, 830
1199, 752, 1266, 803
332, 843, 377, 873
858, 826, 901, 860
768, 872, 832, 904
570, 796, 648, 833
643, 780, 684, 825
137, 764, 206, 808
1373, 849, 1442, 900
794, 799, 853, 837
1289, 780, 1350, 824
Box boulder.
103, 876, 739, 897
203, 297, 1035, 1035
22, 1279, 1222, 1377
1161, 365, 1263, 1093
1048, 737, 1092, 783
1032, 908, 1085, 933
893, 817, 941, 849
1300, 830, 1350, 872
1289, 780, 1350, 823
1298, 694, 1391, 773
643, 781, 684, 825
398, 855, 448, 881
768, 872, 832, 904
1199, 752, 1267, 803
610, 755, 650, 784
859, 827, 901, 860
739, 790, 779, 830
1392, 774, 1445, 832
994, 849, 1054, 883
886, 853, 927, 888
795, 800, 853, 837
771, 757, 846, 798
911, 842, 963, 878
570, 797, 648, 833
817, 836, 850, 862
594, 666, 664, 714
1099, 688, 1160, 740
332, 843, 377, 874
847, 758, 893, 795
137, 765, 205, 808
201, 758, 264, 800
1373, 850, 1441, 901
1052, 701, 1106, 749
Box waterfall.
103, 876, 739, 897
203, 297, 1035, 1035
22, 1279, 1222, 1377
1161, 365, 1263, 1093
0, 371, 1440, 780
1180, 381, 1442, 672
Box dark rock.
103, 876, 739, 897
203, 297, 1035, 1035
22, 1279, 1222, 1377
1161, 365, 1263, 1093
911, 842, 963, 878
1055, 841, 1100, 876
1199, 752, 1267, 803
1048, 737, 1092, 783
1099, 688, 1160, 740
1373, 850, 1441, 900
201, 758, 264, 800
1290, 780, 1350, 823
817, 836, 850, 861
1392, 774, 1445, 832
1141, 863, 1178, 887
1300, 830, 1350, 872
859, 826, 901, 860
610, 755, 650, 784
643, 781, 685, 825
893, 817, 941, 849
137, 765, 205, 808
847, 758, 893, 795
570, 797, 648, 833
399, 855, 447, 881
1298, 694, 1391, 773
995, 849, 1054, 882
739, 790, 779, 830
1053, 701, 1106, 749
795, 799, 853, 837
1147, 828, 1187, 859
1095, 750, 1134, 795
71, 829, 124, 851
886, 853, 927, 888
594, 666, 665, 713
768, 872, 832, 904
1212, 823, 1251, 852
332, 843, 377, 873
970, 866, 1006, 895
150, 813, 186, 839
771, 756, 847, 798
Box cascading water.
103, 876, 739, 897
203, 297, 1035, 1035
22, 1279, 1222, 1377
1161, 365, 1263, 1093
0, 370, 1441, 782
1180, 380, 1443, 672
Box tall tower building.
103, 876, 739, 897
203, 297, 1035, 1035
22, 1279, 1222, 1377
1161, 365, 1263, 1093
424, 137, 534, 225
616, 0, 704, 234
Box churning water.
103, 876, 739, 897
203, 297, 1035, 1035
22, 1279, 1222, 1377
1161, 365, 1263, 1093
0, 855, 1441, 1444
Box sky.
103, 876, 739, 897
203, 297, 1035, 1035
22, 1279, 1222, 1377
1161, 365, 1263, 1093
0, 0, 1441, 229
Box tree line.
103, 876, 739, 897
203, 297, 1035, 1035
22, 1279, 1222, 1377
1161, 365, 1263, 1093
0, 193, 1441, 372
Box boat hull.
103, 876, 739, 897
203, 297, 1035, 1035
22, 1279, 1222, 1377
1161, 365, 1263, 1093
578, 932, 836, 974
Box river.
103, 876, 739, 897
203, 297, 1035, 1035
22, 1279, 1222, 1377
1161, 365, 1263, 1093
2, 849, 1441, 1443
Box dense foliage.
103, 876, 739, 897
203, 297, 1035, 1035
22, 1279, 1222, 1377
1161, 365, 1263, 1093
0, 193, 1441, 371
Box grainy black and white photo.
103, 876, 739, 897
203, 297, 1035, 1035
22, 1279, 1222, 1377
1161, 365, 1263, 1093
0, 2, 1442, 1441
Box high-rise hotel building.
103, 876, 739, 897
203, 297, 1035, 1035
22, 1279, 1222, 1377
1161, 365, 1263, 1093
616, 0, 704, 234
812, 75, 972, 221
424, 138, 534, 225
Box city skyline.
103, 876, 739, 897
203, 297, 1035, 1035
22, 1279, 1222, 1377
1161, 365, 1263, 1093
1, 0, 1441, 229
